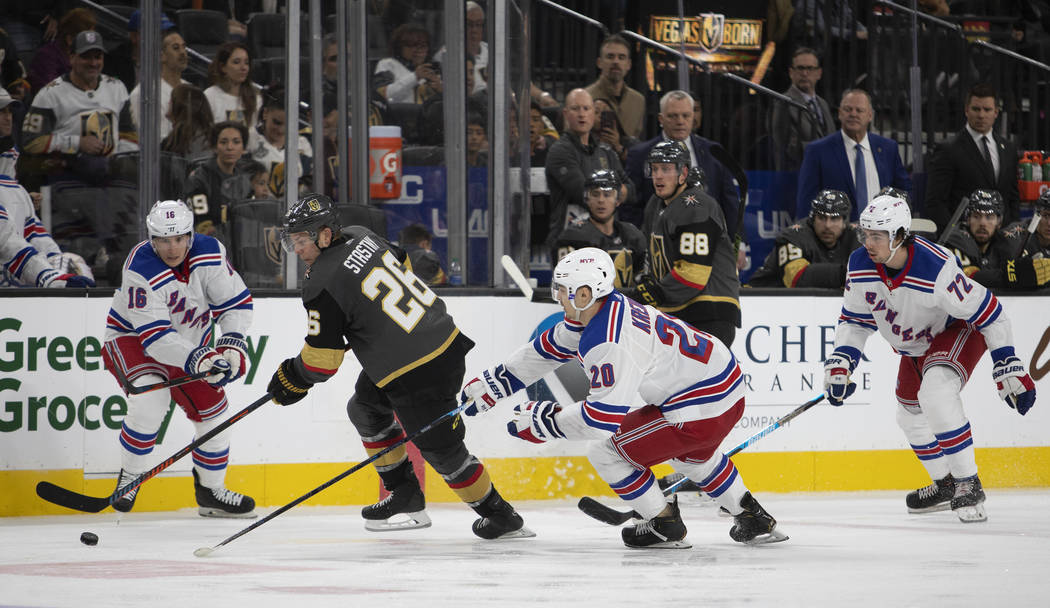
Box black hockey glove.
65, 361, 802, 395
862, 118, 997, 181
267, 358, 313, 406
624, 274, 663, 306
1005, 258, 1050, 289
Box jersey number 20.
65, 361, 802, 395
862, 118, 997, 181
362, 251, 437, 332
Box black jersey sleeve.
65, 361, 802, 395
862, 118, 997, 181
293, 288, 347, 384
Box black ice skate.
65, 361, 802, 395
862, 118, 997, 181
193, 469, 256, 519
471, 488, 535, 539
950, 475, 987, 523
362, 463, 431, 531
729, 492, 788, 545
621, 496, 690, 549
906, 474, 954, 514
113, 469, 140, 513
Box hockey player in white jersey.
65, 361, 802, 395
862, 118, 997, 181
824, 194, 1036, 523
101, 200, 256, 518
0, 87, 94, 288
460, 248, 786, 548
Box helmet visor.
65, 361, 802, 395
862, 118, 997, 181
280, 229, 316, 253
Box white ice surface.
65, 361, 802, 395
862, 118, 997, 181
2, 490, 1048, 607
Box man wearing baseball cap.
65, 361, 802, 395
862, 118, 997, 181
106, 9, 177, 91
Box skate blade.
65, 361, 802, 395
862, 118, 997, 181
198, 507, 258, 519
491, 526, 536, 539
742, 528, 789, 546
625, 539, 692, 549
954, 504, 987, 523
364, 510, 432, 532
907, 503, 951, 514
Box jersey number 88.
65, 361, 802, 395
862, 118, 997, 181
679, 232, 709, 256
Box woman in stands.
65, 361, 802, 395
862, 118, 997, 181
204, 42, 260, 128
375, 23, 442, 105
184, 121, 253, 244
162, 84, 215, 166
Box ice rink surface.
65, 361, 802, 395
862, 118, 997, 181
2, 490, 1048, 607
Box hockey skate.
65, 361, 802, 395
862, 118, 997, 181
622, 497, 690, 549
472, 489, 535, 539
362, 463, 431, 532
112, 469, 140, 513
950, 475, 987, 523
193, 470, 257, 518
729, 492, 788, 545
906, 475, 954, 514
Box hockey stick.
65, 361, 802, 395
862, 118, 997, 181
1013, 214, 1041, 258
500, 254, 554, 303
577, 393, 826, 525
193, 401, 471, 557
936, 194, 972, 245
36, 392, 272, 513
124, 370, 213, 395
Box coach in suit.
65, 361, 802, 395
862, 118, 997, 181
771, 47, 835, 171
625, 90, 740, 236
924, 83, 1020, 234
795, 88, 911, 220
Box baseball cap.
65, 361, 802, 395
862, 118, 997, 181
73, 30, 105, 55
0, 87, 21, 110
127, 10, 176, 33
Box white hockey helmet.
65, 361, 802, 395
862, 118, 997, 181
146, 200, 194, 240
551, 247, 616, 313
859, 194, 911, 241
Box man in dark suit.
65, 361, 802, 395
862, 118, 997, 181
924, 84, 1020, 234
624, 90, 740, 237
771, 47, 835, 171
795, 88, 911, 220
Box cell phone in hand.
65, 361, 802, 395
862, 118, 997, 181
600, 110, 615, 131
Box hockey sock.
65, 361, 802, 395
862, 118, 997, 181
119, 376, 170, 474
587, 439, 666, 519
917, 366, 978, 479
191, 409, 233, 488
896, 404, 951, 481
673, 453, 747, 515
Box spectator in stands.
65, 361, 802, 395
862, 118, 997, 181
204, 42, 260, 128
466, 112, 487, 168
771, 47, 835, 171
434, 1, 488, 94
749, 189, 860, 288
625, 90, 740, 236
924, 84, 1020, 234
585, 34, 645, 139
795, 88, 910, 220
129, 27, 187, 141
593, 97, 639, 164
184, 121, 252, 242
247, 89, 313, 198
419, 56, 486, 146
544, 88, 633, 251
375, 23, 441, 105
531, 81, 559, 108
161, 84, 215, 166
0, 26, 30, 101
1020, 190, 1050, 262
399, 223, 447, 286
529, 100, 558, 167
28, 7, 95, 94
246, 160, 271, 200
1, 85, 94, 289
106, 10, 177, 93
321, 34, 386, 126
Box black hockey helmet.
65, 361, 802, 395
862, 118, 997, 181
644, 140, 690, 178
281, 192, 341, 252
876, 186, 911, 207
584, 169, 620, 192
1036, 188, 1050, 213
810, 189, 852, 219
686, 165, 707, 190
966, 189, 1004, 217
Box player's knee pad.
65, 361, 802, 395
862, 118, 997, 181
916, 365, 967, 429
346, 395, 394, 437
417, 440, 470, 477
124, 375, 171, 432
586, 438, 635, 480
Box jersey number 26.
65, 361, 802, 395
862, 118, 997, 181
362, 251, 437, 332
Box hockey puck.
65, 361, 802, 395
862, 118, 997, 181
80, 531, 99, 546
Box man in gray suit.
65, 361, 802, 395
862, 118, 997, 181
771, 47, 834, 171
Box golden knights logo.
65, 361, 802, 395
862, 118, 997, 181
610, 248, 635, 289
268, 161, 286, 197
649, 234, 670, 279
264, 226, 283, 265
80, 110, 116, 155
699, 13, 725, 53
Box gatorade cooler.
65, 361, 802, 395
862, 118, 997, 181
369, 125, 402, 199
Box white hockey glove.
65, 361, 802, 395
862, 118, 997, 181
459, 364, 525, 416
216, 332, 249, 382
186, 346, 234, 388
823, 351, 857, 406
991, 347, 1036, 416
507, 401, 566, 443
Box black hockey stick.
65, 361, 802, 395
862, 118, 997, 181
578, 393, 826, 525
125, 370, 213, 395
193, 402, 470, 557
36, 392, 272, 513
1013, 214, 1041, 258
936, 194, 972, 246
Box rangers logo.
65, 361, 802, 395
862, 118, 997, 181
699, 13, 725, 53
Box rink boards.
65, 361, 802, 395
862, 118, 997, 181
2, 294, 1048, 516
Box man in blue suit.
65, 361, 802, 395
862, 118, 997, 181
625, 90, 740, 237
795, 89, 911, 220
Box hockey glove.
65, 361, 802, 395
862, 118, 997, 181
460, 363, 525, 416
216, 332, 249, 382
990, 347, 1036, 416
39, 269, 96, 288
507, 400, 566, 443
1005, 258, 1050, 289
823, 351, 857, 406
267, 358, 312, 406
186, 347, 234, 387
624, 274, 662, 307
